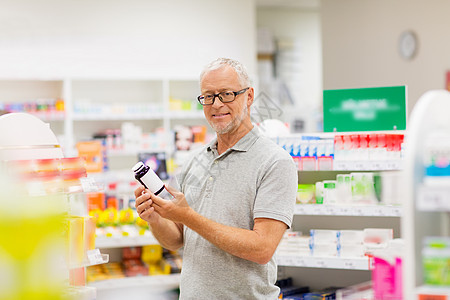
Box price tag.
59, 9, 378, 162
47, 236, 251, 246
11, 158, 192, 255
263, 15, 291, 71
386, 161, 398, 170
295, 205, 306, 215
324, 206, 335, 215
343, 259, 355, 269
354, 162, 365, 170
316, 206, 326, 215
315, 258, 326, 268
369, 161, 379, 170
334, 162, 347, 171
80, 177, 98, 192
373, 207, 384, 216
339, 206, 350, 216
87, 249, 104, 265
354, 207, 364, 216
285, 257, 295, 266
295, 257, 306, 267
347, 161, 356, 170
393, 207, 402, 216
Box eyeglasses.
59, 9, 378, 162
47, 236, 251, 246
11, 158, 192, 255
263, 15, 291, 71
197, 87, 249, 106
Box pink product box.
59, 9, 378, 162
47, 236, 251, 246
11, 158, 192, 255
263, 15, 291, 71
372, 256, 402, 300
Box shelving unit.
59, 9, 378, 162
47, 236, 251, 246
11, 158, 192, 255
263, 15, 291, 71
333, 160, 403, 171
89, 273, 181, 291
91, 234, 181, 299
0, 80, 66, 137
294, 204, 401, 217
0, 78, 207, 157
0, 113, 109, 300
403, 90, 450, 299
280, 163, 403, 291
96, 235, 158, 249
89, 274, 181, 300
277, 255, 371, 270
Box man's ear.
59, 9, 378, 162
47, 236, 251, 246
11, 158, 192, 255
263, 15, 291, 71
247, 87, 255, 106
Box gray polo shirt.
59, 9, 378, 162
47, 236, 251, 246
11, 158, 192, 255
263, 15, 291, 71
176, 126, 298, 300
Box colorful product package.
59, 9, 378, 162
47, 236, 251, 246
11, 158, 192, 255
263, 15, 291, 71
296, 184, 315, 204
423, 237, 450, 285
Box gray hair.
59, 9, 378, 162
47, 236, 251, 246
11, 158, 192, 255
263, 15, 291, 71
200, 58, 251, 88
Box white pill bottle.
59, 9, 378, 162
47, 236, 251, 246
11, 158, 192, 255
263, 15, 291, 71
132, 161, 165, 195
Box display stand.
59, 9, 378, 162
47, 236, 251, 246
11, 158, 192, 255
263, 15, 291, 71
402, 90, 450, 299
0, 112, 109, 300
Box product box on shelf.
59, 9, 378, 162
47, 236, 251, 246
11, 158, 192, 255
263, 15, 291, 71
422, 237, 450, 286
371, 239, 404, 300
276, 131, 405, 172
76, 141, 104, 173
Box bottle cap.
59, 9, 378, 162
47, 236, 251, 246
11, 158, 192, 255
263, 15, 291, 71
324, 182, 336, 189
132, 161, 145, 173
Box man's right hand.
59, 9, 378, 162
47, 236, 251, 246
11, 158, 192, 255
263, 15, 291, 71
134, 185, 160, 223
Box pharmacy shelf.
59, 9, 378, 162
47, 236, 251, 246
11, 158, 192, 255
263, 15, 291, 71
168, 110, 204, 119
276, 255, 371, 270
72, 112, 165, 121
107, 148, 167, 157
418, 184, 450, 211
336, 281, 373, 300
96, 235, 159, 249
88, 273, 181, 291
64, 285, 97, 300
416, 285, 450, 298
333, 160, 403, 171
294, 204, 402, 217
32, 111, 66, 121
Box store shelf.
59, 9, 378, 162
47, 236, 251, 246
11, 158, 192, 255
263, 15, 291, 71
96, 235, 159, 249
418, 184, 450, 211
333, 160, 403, 171
32, 111, 66, 121
294, 204, 402, 217
107, 148, 167, 157
416, 285, 450, 298
336, 281, 373, 300
63, 285, 97, 300
88, 273, 181, 291
72, 112, 165, 121
276, 255, 371, 270
168, 110, 204, 119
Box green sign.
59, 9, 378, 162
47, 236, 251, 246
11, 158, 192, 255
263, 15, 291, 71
323, 86, 407, 132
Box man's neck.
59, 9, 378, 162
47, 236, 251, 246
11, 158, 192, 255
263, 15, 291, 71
216, 123, 253, 155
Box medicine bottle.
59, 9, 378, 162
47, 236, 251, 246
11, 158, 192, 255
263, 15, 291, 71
132, 161, 165, 195
323, 180, 337, 205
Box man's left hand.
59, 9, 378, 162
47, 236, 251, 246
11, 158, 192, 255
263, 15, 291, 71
150, 185, 190, 224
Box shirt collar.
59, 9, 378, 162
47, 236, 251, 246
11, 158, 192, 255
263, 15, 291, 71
206, 126, 261, 153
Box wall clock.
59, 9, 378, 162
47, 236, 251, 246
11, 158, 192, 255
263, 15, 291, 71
399, 30, 418, 60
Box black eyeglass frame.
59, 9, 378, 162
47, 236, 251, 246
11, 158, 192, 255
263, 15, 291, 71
197, 87, 250, 106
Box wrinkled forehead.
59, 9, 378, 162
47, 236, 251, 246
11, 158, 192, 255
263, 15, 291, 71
200, 66, 242, 91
